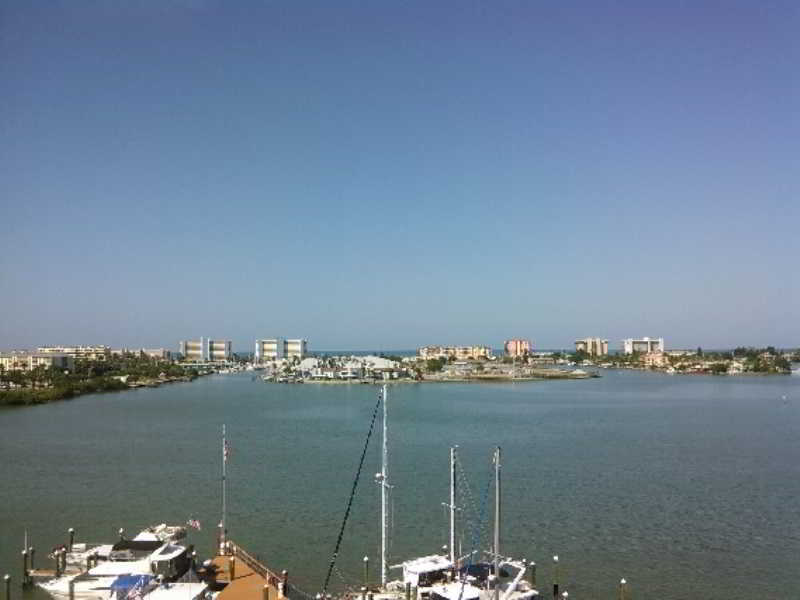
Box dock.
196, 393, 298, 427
214, 541, 291, 600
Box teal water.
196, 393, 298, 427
1, 371, 799, 599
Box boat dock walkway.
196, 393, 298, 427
214, 541, 291, 600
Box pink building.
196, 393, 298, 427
504, 339, 531, 357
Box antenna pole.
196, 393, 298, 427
381, 385, 388, 588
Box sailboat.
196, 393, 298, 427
371, 386, 540, 600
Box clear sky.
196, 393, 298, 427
1, 1, 798, 352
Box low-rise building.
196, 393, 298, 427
37, 345, 111, 361
575, 338, 609, 356
111, 348, 173, 361
418, 345, 493, 361
622, 337, 665, 354
504, 339, 532, 357
0, 351, 74, 372
643, 351, 669, 368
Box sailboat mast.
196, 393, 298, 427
494, 446, 501, 600
449, 446, 457, 566
381, 384, 388, 588
221, 424, 227, 552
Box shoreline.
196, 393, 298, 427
0, 373, 201, 407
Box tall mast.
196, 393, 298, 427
221, 424, 227, 552
494, 446, 501, 600
380, 384, 389, 588
449, 446, 457, 566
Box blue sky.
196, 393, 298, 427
1, 1, 798, 352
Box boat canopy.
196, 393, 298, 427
400, 555, 453, 586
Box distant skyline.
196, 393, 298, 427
2, 1, 798, 351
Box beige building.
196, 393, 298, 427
208, 340, 232, 362
643, 352, 669, 368
575, 338, 609, 356
179, 338, 232, 363
111, 348, 173, 361
37, 345, 110, 361
255, 338, 307, 362
419, 345, 493, 361
0, 351, 74, 372
504, 339, 532, 357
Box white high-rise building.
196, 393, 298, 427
622, 337, 665, 354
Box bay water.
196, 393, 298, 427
1, 371, 799, 599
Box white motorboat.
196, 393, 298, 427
39, 541, 192, 600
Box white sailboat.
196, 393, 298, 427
372, 386, 539, 600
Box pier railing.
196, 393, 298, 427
225, 540, 314, 600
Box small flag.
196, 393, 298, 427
187, 519, 201, 531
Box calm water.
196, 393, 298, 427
1, 371, 799, 600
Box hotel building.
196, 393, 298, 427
0, 351, 74, 372
37, 345, 111, 361
255, 338, 308, 362
504, 339, 532, 357
622, 337, 665, 354
418, 345, 493, 361
574, 338, 609, 356
179, 338, 232, 363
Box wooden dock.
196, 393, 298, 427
213, 541, 287, 600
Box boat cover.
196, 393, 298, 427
109, 575, 153, 591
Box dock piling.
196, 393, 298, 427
360, 586, 367, 600
619, 578, 627, 600
529, 560, 536, 587
262, 585, 270, 600
61, 548, 67, 573
4, 574, 10, 600
405, 582, 411, 600
228, 557, 236, 581
29, 548, 35, 571
21, 550, 28, 587
363, 556, 369, 588
69, 578, 75, 600
54, 550, 61, 578
68, 528, 75, 552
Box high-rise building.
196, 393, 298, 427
504, 339, 532, 357
285, 339, 307, 360
255, 338, 308, 362
574, 338, 609, 356
179, 338, 232, 362
622, 337, 665, 354
208, 340, 232, 362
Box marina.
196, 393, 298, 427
2, 371, 799, 599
